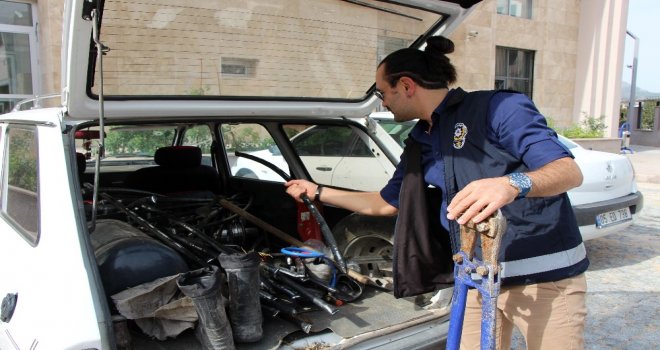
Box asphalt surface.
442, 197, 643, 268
509, 145, 660, 349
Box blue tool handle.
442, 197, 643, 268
447, 274, 469, 350
446, 251, 500, 350
280, 246, 325, 258
480, 295, 498, 349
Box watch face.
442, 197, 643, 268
509, 173, 532, 197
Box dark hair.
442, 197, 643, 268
378, 36, 457, 89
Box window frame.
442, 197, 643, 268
495, 46, 535, 99
496, 0, 533, 19
0, 0, 40, 113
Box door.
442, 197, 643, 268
0, 115, 106, 349
0, 0, 40, 113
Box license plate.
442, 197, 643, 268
595, 207, 632, 228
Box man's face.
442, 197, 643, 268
375, 65, 416, 122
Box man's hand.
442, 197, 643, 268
446, 177, 517, 225
447, 157, 583, 225
285, 179, 319, 202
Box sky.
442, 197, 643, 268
622, 0, 660, 93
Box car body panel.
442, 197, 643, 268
0, 109, 106, 350
2, 1, 482, 348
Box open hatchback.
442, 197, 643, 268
0, 0, 481, 349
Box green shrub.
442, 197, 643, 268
546, 116, 606, 138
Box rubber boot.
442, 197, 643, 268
218, 252, 263, 343
176, 266, 235, 350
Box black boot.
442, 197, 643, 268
176, 266, 235, 350
218, 252, 263, 343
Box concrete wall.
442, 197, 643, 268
573, 138, 623, 154
629, 105, 660, 147
36, 0, 65, 96
573, 0, 628, 138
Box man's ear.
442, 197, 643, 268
399, 76, 416, 96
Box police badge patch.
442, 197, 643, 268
453, 123, 468, 149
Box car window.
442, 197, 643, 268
285, 124, 392, 191
292, 126, 351, 157
76, 125, 177, 169
92, 0, 443, 100
221, 123, 289, 181
182, 125, 214, 166
104, 126, 176, 159
376, 118, 415, 147
1, 125, 39, 244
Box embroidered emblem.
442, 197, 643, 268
453, 123, 468, 149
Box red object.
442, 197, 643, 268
296, 201, 322, 242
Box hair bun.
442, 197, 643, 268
425, 36, 455, 56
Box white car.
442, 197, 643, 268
0, 1, 481, 349
371, 111, 644, 241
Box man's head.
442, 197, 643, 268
375, 36, 457, 122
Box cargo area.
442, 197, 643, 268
76, 129, 454, 348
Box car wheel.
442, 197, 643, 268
332, 213, 396, 289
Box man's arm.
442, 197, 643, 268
285, 179, 398, 216
446, 157, 583, 225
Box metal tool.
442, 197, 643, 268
446, 209, 507, 350
234, 151, 349, 273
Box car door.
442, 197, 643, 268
330, 128, 395, 191
292, 126, 346, 185
0, 114, 107, 349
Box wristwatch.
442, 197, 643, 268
507, 172, 532, 199
314, 185, 324, 202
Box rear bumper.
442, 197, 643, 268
572, 191, 644, 240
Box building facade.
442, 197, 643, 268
448, 0, 628, 137
1, 0, 630, 138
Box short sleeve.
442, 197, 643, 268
489, 92, 573, 169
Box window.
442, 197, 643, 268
289, 125, 373, 158
220, 123, 288, 181
183, 125, 213, 166
377, 36, 409, 64
92, 1, 441, 98
0, 0, 39, 113
221, 58, 258, 78
496, 0, 532, 19
495, 46, 535, 98
1, 125, 39, 244
284, 124, 391, 191
76, 125, 177, 172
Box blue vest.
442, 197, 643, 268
438, 88, 589, 285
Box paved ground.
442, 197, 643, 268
624, 145, 660, 184
580, 181, 659, 350
509, 145, 660, 349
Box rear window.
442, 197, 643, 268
93, 0, 443, 99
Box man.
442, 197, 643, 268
285, 36, 588, 350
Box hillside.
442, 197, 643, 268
621, 81, 660, 101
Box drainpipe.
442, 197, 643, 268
626, 30, 639, 124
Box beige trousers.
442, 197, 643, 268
459, 273, 587, 350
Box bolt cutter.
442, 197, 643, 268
446, 209, 507, 350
